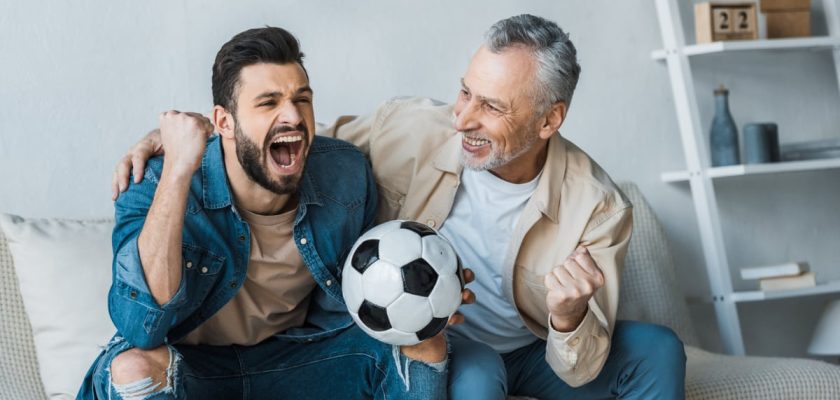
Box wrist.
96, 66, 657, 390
161, 162, 197, 184
550, 308, 587, 333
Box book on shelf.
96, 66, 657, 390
759, 272, 816, 291
780, 138, 840, 161
740, 261, 809, 280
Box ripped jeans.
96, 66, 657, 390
79, 326, 447, 400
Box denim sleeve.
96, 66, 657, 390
109, 165, 190, 349
361, 159, 379, 233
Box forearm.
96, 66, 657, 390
137, 164, 192, 306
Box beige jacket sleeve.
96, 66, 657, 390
545, 205, 633, 387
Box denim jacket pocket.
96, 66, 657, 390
180, 243, 225, 306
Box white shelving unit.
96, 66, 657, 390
653, 0, 840, 355
661, 157, 840, 182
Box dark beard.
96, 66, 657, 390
234, 122, 308, 195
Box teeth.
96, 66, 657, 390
273, 135, 302, 144
290, 153, 296, 164
463, 136, 490, 146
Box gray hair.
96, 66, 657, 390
485, 14, 581, 110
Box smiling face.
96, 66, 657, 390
454, 45, 554, 182
227, 62, 315, 194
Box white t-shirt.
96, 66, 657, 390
442, 168, 541, 353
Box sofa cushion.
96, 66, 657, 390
0, 214, 115, 399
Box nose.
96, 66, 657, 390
276, 100, 303, 128
454, 98, 480, 132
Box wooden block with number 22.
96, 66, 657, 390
713, 7, 755, 35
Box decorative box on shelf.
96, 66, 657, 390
760, 0, 811, 39
695, 2, 759, 43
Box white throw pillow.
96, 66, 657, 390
0, 214, 115, 400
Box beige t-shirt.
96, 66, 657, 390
180, 207, 316, 346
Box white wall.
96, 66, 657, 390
1, 0, 838, 358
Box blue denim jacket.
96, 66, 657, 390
105, 135, 376, 349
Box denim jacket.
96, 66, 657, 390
106, 135, 376, 349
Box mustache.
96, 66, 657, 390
460, 131, 490, 141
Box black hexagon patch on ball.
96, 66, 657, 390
357, 300, 391, 332
416, 317, 449, 341
351, 239, 379, 273
401, 259, 439, 296
400, 221, 437, 237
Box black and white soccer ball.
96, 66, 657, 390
341, 220, 465, 345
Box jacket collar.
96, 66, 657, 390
532, 133, 566, 224
433, 132, 465, 175
434, 129, 567, 224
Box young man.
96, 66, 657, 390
80, 27, 457, 400
115, 15, 687, 399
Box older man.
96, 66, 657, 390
115, 14, 686, 399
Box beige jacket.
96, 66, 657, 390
322, 97, 632, 386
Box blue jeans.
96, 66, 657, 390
86, 326, 447, 399
449, 321, 686, 399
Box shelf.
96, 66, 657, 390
661, 157, 840, 183
652, 36, 840, 60
730, 281, 840, 303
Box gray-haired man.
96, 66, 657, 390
115, 14, 686, 399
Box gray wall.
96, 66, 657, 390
1, 0, 838, 358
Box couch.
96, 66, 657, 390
2, 183, 839, 399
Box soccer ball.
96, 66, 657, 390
342, 220, 464, 345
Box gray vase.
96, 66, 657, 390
710, 86, 740, 167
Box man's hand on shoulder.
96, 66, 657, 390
544, 246, 604, 332
111, 111, 214, 200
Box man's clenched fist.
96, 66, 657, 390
544, 246, 605, 332
159, 111, 214, 178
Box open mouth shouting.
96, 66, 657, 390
268, 131, 307, 175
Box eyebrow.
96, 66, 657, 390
253, 86, 314, 101
460, 78, 509, 110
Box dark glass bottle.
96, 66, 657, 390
710, 85, 740, 167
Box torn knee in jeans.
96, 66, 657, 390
110, 346, 180, 400
392, 345, 449, 392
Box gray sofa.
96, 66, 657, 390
2, 183, 839, 399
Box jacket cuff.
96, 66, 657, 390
547, 308, 598, 358
545, 308, 603, 387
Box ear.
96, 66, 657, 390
213, 105, 235, 139
538, 101, 568, 140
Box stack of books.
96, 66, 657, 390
740, 262, 815, 291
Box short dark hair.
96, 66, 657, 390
212, 26, 306, 113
